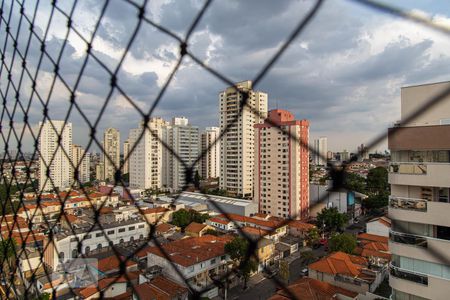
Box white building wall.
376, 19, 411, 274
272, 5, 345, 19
39, 120, 73, 191
219, 80, 268, 198
366, 221, 389, 237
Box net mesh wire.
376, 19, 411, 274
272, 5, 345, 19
0, 0, 449, 299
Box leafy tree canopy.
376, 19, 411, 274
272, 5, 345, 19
328, 233, 357, 254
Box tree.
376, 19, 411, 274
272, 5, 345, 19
171, 209, 210, 229
204, 228, 221, 236
316, 207, 348, 234
306, 227, 320, 246
366, 167, 388, 194
225, 237, 258, 290
301, 250, 316, 264
344, 173, 366, 194
171, 209, 192, 228
194, 170, 201, 189
0, 238, 17, 283
363, 193, 389, 210
328, 233, 357, 254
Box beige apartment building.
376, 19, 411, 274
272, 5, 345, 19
388, 81, 450, 300
129, 117, 168, 190
123, 139, 130, 175
72, 144, 90, 184
102, 128, 120, 182
254, 109, 310, 219
219, 80, 268, 198
200, 127, 220, 179
38, 120, 73, 191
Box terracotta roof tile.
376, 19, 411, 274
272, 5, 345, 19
147, 235, 232, 267
268, 277, 358, 300
185, 222, 207, 233
308, 252, 367, 277
357, 233, 388, 243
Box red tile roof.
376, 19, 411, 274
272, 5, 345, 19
185, 222, 207, 234
147, 235, 232, 267
96, 255, 137, 273
142, 207, 169, 214
268, 277, 358, 300
133, 276, 188, 300
155, 223, 177, 234
288, 220, 316, 231
308, 252, 368, 277
357, 233, 388, 244
368, 216, 391, 227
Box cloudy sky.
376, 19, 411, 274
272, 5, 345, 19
1, 0, 450, 154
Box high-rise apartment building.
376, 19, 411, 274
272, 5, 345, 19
102, 128, 120, 182
220, 80, 268, 198
388, 81, 450, 299
200, 127, 220, 179
312, 137, 327, 165
123, 139, 130, 175
162, 117, 200, 191
38, 120, 73, 191
72, 144, 90, 184
129, 118, 168, 190
254, 109, 309, 219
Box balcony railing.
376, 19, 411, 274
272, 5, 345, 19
389, 196, 427, 212
390, 262, 428, 285
389, 162, 427, 175
389, 230, 427, 248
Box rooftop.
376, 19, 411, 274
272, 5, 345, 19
268, 277, 358, 300
146, 235, 232, 267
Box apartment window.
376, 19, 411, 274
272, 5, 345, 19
138, 224, 145, 228
96, 233, 103, 237
129, 226, 135, 231
107, 230, 114, 235
85, 234, 92, 239
118, 228, 125, 233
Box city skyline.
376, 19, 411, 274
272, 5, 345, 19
3, 1, 450, 155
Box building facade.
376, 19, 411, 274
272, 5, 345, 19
123, 139, 130, 175
388, 81, 450, 300
219, 80, 268, 198
102, 128, 120, 182
254, 109, 309, 219
200, 127, 220, 179
162, 117, 200, 191
312, 136, 327, 166
72, 144, 90, 184
129, 118, 168, 190
38, 120, 73, 191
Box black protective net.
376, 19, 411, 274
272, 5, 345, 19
1, 0, 450, 299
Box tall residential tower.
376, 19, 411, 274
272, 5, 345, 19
254, 109, 309, 219
38, 121, 73, 191
200, 127, 220, 179
388, 81, 450, 299
219, 80, 268, 198
102, 128, 120, 182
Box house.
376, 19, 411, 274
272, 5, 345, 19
206, 213, 288, 241
155, 223, 180, 236
185, 222, 213, 237
146, 235, 233, 295
95, 255, 138, 275
308, 252, 384, 294
287, 220, 316, 239
74, 276, 129, 299
366, 216, 391, 237
268, 277, 358, 300
131, 275, 189, 300
142, 207, 173, 224
355, 233, 391, 265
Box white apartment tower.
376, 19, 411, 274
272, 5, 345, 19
129, 118, 168, 190
312, 137, 327, 165
123, 139, 130, 174
72, 144, 90, 184
388, 81, 450, 300
38, 120, 73, 191
220, 80, 268, 198
162, 117, 200, 191
200, 127, 220, 179
102, 128, 120, 182
255, 110, 310, 219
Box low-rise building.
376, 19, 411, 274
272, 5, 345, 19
308, 252, 385, 294
366, 216, 391, 237
185, 222, 213, 237
268, 277, 358, 300
146, 235, 233, 293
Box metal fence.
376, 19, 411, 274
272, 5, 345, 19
1, 0, 450, 299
